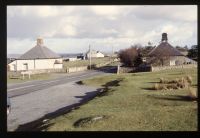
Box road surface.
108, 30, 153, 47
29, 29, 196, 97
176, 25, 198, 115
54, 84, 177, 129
7, 69, 113, 131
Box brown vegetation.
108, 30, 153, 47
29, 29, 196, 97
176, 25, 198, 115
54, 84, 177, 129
154, 76, 193, 90
118, 46, 142, 67
188, 87, 198, 100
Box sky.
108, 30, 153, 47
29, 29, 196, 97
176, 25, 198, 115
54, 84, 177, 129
7, 5, 197, 54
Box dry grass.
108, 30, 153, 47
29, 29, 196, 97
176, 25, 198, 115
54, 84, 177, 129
154, 83, 163, 90
156, 76, 193, 91
188, 87, 198, 100
177, 81, 190, 89
185, 75, 192, 85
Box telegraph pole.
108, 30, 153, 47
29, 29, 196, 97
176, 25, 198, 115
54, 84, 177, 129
112, 45, 114, 59
89, 44, 91, 70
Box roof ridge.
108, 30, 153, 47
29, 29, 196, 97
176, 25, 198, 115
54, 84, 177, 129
18, 44, 60, 59
148, 42, 184, 57
40, 45, 49, 58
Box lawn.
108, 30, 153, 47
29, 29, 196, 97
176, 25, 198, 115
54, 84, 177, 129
43, 67, 197, 131
7, 72, 55, 84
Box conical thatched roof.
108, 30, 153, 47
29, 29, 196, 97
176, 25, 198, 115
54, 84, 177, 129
18, 38, 61, 59
148, 33, 184, 57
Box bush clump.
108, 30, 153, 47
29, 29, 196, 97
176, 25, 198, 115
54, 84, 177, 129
154, 76, 193, 90
185, 75, 192, 85
159, 78, 169, 83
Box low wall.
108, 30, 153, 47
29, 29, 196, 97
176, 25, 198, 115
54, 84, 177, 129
151, 64, 197, 72
66, 66, 88, 73
117, 64, 197, 74
118, 67, 135, 74
66, 61, 113, 73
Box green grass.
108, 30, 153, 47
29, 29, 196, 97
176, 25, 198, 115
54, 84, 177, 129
44, 67, 197, 131
7, 73, 53, 84
63, 57, 115, 68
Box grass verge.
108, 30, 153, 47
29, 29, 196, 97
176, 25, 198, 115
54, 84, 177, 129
43, 67, 197, 131
7, 73, 53, 84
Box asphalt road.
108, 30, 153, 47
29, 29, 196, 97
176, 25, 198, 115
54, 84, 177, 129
7, 69, 113, 131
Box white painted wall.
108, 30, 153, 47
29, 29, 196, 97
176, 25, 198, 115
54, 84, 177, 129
8, 58, 63, 71
86, 52, 104, 58
96, 52, 105, 57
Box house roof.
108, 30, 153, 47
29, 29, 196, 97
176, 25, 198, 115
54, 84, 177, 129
148, 33, 184, 57
7, 59, 12, 64
18, 39, 61, 59
148, 42, 184, 57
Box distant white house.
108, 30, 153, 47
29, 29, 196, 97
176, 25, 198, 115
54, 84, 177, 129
8, 38, 63, 71
85, 50, 104, 59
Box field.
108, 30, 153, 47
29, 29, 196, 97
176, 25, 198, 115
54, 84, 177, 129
63, 57, 117, 68
43, 67, 197, 131
7, 72, 57, 84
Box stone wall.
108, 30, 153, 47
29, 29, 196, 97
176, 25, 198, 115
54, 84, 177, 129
117, 64, 197, 74
66, 66, 88, 73
66, 61, 113, 73
118, 67, 135, 73
151, 64, 197, 72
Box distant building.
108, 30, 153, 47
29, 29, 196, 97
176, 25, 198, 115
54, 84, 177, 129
147, 33, 197, 66
61, 53, 85, 61
8, 38, 63, 71
85, 50, 105, 59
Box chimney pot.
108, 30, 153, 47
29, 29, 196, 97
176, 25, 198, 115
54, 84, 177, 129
37, 38, 44, 46
161, 33, 168, 42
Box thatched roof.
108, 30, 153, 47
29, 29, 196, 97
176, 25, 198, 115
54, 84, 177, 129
18, 38, 61, 59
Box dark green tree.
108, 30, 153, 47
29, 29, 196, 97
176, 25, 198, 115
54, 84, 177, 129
187, 45, 198, 60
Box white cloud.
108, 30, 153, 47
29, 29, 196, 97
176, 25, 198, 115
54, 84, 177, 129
61, 25, 77, 37
7, 5, 197, 54
7, 6, 76, 18
91, 6, 121, 16
134, 5, 197, 22
90, 6, 133, 20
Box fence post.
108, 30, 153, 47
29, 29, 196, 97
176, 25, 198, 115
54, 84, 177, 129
117, 65, 120, 74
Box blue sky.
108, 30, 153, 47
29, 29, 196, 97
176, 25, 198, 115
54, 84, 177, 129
7, 5, 197, 54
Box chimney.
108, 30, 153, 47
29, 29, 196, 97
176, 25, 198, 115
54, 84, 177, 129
37, 37, 44, 46
161, 33, 168, 42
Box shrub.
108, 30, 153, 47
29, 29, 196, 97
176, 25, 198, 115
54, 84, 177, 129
154, 83, 165, 90
159, 78, 169, 83
154, 83, 160, 90
118, 46, 142, 67
159, 78, 164, 83
169, 78, 179, 84
177, 81, 189, 89
166, 84, 179, 90
185, 75, 192, 85
154, 77, 192, 90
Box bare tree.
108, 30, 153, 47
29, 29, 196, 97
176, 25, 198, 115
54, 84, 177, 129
118, 46, 142, 67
